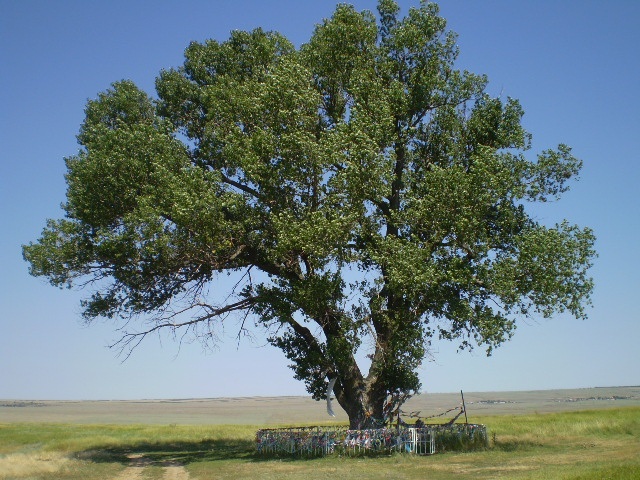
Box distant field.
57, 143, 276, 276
1, 386, 639, 425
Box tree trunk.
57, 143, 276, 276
331, 354, 390, 430
320, 307, 397, 429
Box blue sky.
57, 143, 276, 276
1, 0, 638, 401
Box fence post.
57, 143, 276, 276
461, 390, 469, 425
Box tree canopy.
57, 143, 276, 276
24, 0, 595, 428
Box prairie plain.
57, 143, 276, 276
1, 386, 639, 479
2, 386, 639, 425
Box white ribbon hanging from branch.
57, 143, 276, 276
326, 378, 337, 417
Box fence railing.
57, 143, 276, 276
256, 423, 487, 457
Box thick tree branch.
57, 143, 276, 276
220, 173, 262, 199
111, 296, 258, 359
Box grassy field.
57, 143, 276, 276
1, 406, 639, 479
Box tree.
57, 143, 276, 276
24, 0, 595, 429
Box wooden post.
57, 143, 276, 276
460, 390, 469, 425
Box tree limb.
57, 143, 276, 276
220, 173, 262, 199
111, 296, 258, 359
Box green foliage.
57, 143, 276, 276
23, 1, 596, 427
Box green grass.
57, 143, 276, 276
1, 407, 638, 479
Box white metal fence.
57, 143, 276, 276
256, 424, 486, 457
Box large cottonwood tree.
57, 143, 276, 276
24, 0, 595, 428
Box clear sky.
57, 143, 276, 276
1, 0, 638, 402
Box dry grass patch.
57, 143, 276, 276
0, 451, 71, 479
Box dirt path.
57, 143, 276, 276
114, 454, 189, 480
159, 460, 190, 480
